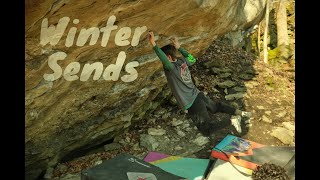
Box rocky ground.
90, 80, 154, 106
45, 38, 295, 180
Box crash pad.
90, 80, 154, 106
207, 158, 253, 180
81, 153, 185, 180
211, 134, 295, 170
144, 151, 209, 180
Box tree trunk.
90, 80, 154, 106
245, 36, 252, 52
257, 22, 261, 55
263, 0, 270, 63
276, 0, 289, 59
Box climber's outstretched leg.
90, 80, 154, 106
188, 92, 233, 136
199, 92, 252, 133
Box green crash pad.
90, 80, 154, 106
81, 153, 185, 180
143, 151, 209, 180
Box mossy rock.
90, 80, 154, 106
244, 69, 257, 75
268, 47, 279, 60
232, 86, 246, 92
218, 73, 232, 78
264, 76, 276, 90
268, 45, 292, 66
239, 74, 254, 80
217, 80, 237, 88
204, 61, 225, 68
210, 67, 221, 74
220, 68, 233, 73
230, 102, 239, 109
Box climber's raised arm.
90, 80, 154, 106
170, 37, 196, 66
147, 31, 174, 70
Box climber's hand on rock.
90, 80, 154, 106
170, 36, 180, 49
147, 31, 156, 47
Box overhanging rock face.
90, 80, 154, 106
25, 0, 266, 179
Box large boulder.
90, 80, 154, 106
25, 0, 266, 179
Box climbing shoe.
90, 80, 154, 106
231, 115, 242, 133
241, 111, 252, 118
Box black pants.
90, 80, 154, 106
187, 92, 236, 136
